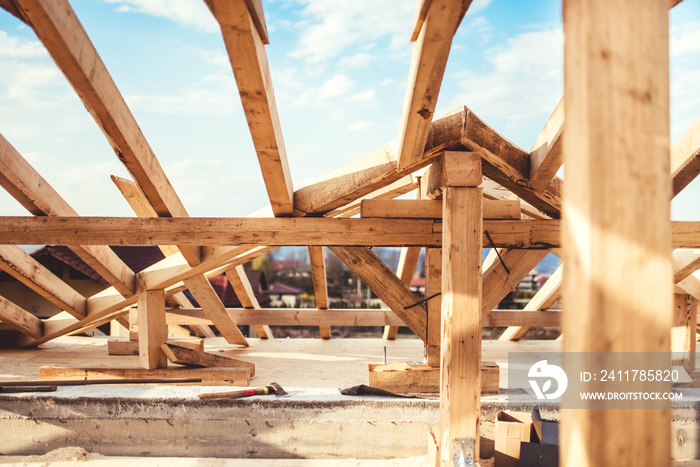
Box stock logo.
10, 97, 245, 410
528, 360, 568, 400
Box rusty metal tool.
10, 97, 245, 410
198, 382, 288, 400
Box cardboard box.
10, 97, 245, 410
495, 411, 532, 467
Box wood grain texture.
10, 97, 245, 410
383, 245, 421, 340
425, 248, 442, 367
329, 246, 427, 341
562, 1, 672, 466
671, 114, 700, 197
206, 0, 293, 216
529, 97, 564, 191
39, 366, 250, 386
0, 245, 86, 318
361, 198, 520, 220
308, 246, 331, 339
672, 249, 700, 283
368, 361, 498, 394
0, 295, 43, 339
440, 187, 482, 461
161, 343, 255, 376
137, 290, 167, 370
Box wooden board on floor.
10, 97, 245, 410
161, 343, 255, 376
368, 361, 499, 395
39, 366, 250, 386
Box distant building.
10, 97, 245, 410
265, 282, 303, 308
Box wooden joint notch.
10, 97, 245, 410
423, 151, 482, 198
368, 361, 499, 394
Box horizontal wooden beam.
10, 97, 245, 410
0, 295, 43, 339
361, 198, 520, 220
39, 366, 250, 386
368, 361, 499, 395
0, 245, 86, 318
0, 216, 574, 248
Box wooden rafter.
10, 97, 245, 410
0, 132, 135, 297
206, 0, 294, 216
396, 0, 471, 170
329, 246, 427, 342
672, 115, 700, 197
0, 245, 86, 318
498, 264, 562, 341
0, 295, 43, 339
673, 249, 700, 283
529, 97, 564, 192
9, 0, 201, 266
225, 265, 273, 339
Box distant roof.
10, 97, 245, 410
265, 282, 304, 295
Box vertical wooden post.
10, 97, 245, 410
138, 289, 167, 370
426, 247, 442, 368
439, 152, 482, 464
672, 293, 697, 373
562, 1, 672, 466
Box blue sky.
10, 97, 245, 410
0, 0, 698, 220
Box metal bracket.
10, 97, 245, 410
452, 437, 475, 467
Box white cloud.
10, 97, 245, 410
104, 0, 218, 33
0, 30, 46, 58
671, 21, 700, 57
288, 0, 414, 63
346, 88, 377, 108
295, 73, 355, 108
338, 52, 373, 68
467, 0, 494, 16
347, 121, 372, 132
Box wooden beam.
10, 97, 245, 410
410, 0, 432, 42
161, 343, 255, 375
383, 245, 421, 340
529, 97, 564, 192
361, 198, 520, 220
396, 0, 471, 171
673, 249, 700, 283
0, 295, 43, 339
423, 151, 483, 193
294, 107, 467, 216
108, 338, 203, 356
368, 361, 498, 395
308, 246, 331, 339
39, 366, 250, 387
461, 108, 562, 218
672, 294, 696, 373
671, 115, 700, 197
323, 175, 419, 219
498, 263, 562, 341
137, 289, 167, 370
677, 274, 700, 302
225, 265, 273, 339
0, 216, 570, 249
329, 246, 427, 341
0, 132, 135, 296
425, 248, 441, 367
481, 249, 549, 318
184, 276, 248, 346
562, 1, 672, 466
0, 245, 86, 318
206, 0, 293, 216
440, 186, 482, 462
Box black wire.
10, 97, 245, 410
404, 292, 442, 310
485, 230, 510, 275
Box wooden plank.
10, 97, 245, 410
671, 115, 700, 197
425, 248, 441, 367
481, 249, 549, 318
242, 0, 269, 44
485, 310, 561, 328
368, 361, 498, 394
673, 249, 700, 283
440, 186, 482, 461
323, 175, 419, 219
0, 245, 86, 318
423, 151, 483, 193
39, 366, 250, 386
0, 216, 567, 249
529, 97, 564, 192
225, 265, 273, 339
410, 0, 432, 42
0, 295, 43, 339
0, 0, 25, 22
294, 107, 467, 216
677, 275, 700, 302
108, 338, 203, 356
329, 246, 427, 341
383, 245, 421, 340
361, 198, 520, 219
183, 275, 248, 347
137, 290, 167, 370
562, 1, 672, 466
672, 294, 696, 373
0, 132, 135, 296
308, 246, 331, 339
397, 0, 472, 172
161, 343, 255, 376
460, 108, 562, 218
163, 308, 407, 327
498, 263, 562, 341
206, 0, 293, 216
